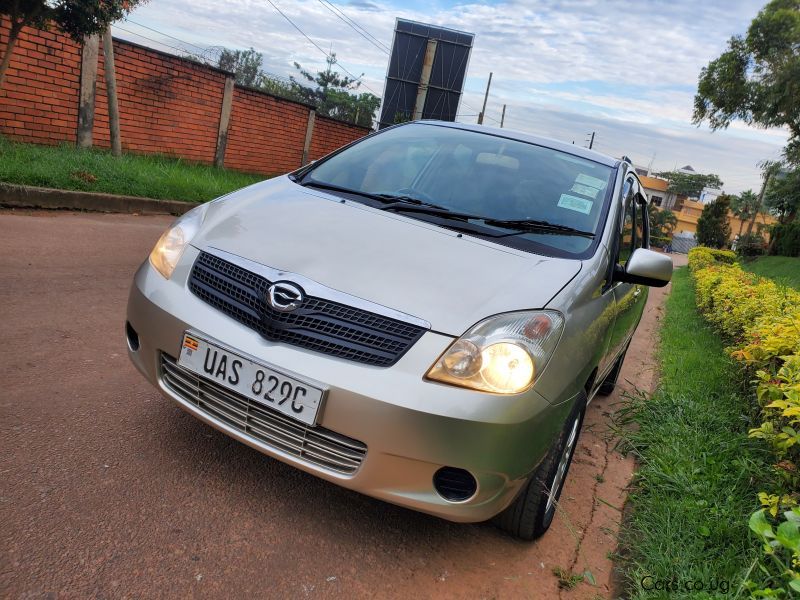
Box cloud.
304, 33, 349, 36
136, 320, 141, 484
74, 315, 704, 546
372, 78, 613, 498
116, 0, 787, 193
347, 0, 380, 10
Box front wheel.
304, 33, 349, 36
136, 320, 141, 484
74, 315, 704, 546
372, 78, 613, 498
493, 397, 586, 540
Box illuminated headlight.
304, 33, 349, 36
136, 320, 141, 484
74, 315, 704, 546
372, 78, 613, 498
426, 311, 564, 394
149, 204, 207, 279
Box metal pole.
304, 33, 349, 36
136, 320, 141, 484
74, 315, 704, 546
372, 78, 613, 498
477, 72, 492, 125
500, 104, 506, 128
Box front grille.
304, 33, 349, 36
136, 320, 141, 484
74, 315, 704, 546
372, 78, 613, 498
189, 252, 426, 367
160, 354, 367, 475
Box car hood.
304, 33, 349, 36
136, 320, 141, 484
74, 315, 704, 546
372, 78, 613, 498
192, 177, 582, 336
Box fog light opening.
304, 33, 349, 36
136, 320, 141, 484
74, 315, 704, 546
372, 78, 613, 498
126, 321, 140, 352
433, 467, 478, 502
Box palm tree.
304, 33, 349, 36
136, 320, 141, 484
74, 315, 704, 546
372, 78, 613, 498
729, 190, 759, 236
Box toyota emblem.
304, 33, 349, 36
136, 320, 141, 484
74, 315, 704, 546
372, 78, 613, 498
266, 281, 304, 312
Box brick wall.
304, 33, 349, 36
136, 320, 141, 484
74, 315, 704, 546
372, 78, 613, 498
0, 17, 81, 145
0, 19, 370, 174
92, 39, 227, 162
225, 86, 310, 174
309, 115, 368, 162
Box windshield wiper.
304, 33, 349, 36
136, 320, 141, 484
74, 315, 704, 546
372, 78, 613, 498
300, 181, 595, 240
481, 218, 596, 239
299, 180, 382, 201
380, 207, 595, 238
371, 193, 447, 209
379, 204, 483, 220
299, 182, 447, 210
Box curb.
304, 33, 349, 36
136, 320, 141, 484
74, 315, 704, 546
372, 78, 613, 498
0, 183, 195, 216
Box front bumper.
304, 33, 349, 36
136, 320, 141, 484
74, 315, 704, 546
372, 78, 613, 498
126, 247, 571, 522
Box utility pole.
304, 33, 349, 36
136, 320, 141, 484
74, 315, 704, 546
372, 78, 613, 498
585, 131, 595, 150
477, 72, 492, 125
646, 152, 656, 175
500, 104, 506, 128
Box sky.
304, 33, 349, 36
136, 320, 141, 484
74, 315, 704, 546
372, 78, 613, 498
113, 0, 790, 194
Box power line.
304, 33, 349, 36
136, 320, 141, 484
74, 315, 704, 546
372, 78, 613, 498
263, 0, 381, 97
123, 18, 211, 55
113, 25, 206, 60
322, 0, 391, 53
315, 0, 389, 55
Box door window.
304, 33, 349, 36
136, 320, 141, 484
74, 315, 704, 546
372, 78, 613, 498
618, 180, 636, 266
635, 195, 648, 250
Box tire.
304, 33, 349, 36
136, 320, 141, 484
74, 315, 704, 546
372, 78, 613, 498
493, 396, 586, 540
597, 345, 629, 396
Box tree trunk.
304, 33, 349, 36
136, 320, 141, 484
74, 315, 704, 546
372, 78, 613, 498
102, 26, 121, 156
746, 170, 773, 237
0, 19, 24, 90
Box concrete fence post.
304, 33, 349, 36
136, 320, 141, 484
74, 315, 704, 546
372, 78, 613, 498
301, 109, 316, 166
214, 76, 235, 167
413, 39, 437, 120
102, 27, 122, 156
76, 34, 100, 148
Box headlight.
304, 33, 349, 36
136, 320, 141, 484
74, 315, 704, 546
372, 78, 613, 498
425, 311, 564, 394
149, 204, 206, 279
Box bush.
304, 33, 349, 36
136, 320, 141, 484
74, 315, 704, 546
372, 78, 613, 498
687, 246, 735, 271
696, 196, 732, 248
688, 246, 800, 594
736, 232, 767, 257
691, 247, 800, 461
771, 222, 800, 257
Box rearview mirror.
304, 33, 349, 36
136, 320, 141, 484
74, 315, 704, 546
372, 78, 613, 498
614, 248, 672, 287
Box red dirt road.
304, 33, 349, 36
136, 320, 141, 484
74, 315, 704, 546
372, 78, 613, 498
0, 211, 675, 599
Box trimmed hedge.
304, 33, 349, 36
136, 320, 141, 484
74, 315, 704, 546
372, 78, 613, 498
690, 247, 800, 471
688, 246, 800, 595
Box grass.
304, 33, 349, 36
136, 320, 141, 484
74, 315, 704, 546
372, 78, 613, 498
741, 255, 800, 290
0, 136, 267, 203
617, 267, 773, 599
552, 566, 584, 590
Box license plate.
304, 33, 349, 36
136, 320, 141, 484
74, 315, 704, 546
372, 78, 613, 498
177, 332, 326, 426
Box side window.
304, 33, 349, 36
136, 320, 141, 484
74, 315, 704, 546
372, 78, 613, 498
618, 179, 635, 266
635, 194, 648, 250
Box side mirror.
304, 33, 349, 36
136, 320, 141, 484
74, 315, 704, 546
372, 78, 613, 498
614, 248, 673, 287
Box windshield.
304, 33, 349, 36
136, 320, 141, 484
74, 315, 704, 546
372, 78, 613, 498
301, 123, 615, 257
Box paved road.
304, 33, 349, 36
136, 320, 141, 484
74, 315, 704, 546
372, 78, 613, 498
1, 210, 673, 599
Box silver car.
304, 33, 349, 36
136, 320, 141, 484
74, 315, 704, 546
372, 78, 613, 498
126, 121, 671, 540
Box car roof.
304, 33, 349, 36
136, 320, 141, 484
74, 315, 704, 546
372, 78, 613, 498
413, 120, 620, 168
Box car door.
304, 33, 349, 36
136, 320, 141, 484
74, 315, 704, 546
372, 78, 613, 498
606, 176, 646, 364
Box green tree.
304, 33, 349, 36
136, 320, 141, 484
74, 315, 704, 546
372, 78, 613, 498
291, 53, 380, 127
693, 0, 800, 164
764, 166, 800, 223
729, 189, 762, 235
218, 47, 263, 88
260, 74, 305, 103
648, 209, 678, 247
654, 170, 724, 199
696, 196, 733, 248
0, 0, 145, 89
